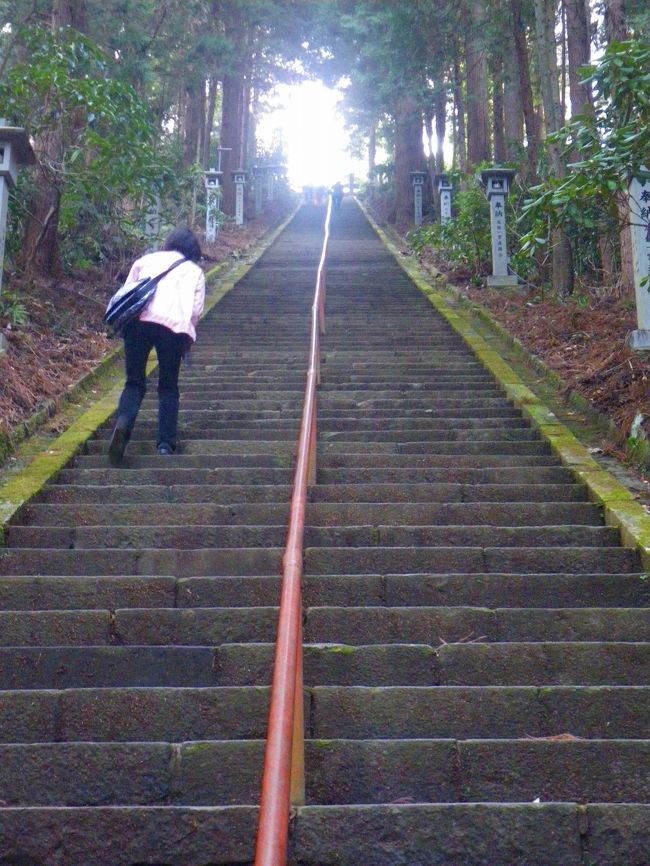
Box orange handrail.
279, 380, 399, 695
253, 197, 333, 866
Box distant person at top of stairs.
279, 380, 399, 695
331, 181, 344, 212
108, 227, 205, 465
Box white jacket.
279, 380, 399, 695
126, 250, 205, 342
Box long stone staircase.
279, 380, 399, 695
0, 200, 648, 865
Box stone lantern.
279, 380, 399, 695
625, 168, 650, 350
0, 122, 35, 354
204, 168, 223, 243
231, 170, 247, 227
480, 166, 518, 287
435, 173, 453, 225
410, 171, 428, 227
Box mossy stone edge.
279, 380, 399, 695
359, 200, 650, 571
0, 206, 300, 540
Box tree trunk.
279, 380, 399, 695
504, 49, 524, 159
565, 0, 593, 117
52, 0, 86, 30
465, 0, 491, 168
534, 0, 575, 294
604, 0, 626, 42
603, 0, 634, 295
453, 52, 467, 173
392, 94, 426, 228
21, 0, 86, 276
203, 76, 218, 168
434, 87, 446, 175
183, 79, 204, 168
220, 73, 243, 215
368, 122, 376, 177
492, 55, 506, 163
219, 2, 248, 215
510, 0, 541, 178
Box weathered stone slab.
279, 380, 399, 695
291, 803, 582, 866
59, 687, 270, 742
0, 742, 172, 805
459, 739, 650, 802
114, 607, 278, 645
304, 607, 496, 645
312, 686, 541, 739
0, 689, 59, 742
0, 610, 110, 646
539, 686, 650, 738
438, 642, 650, 686
0, 646, 218, 689
0, 805, 257, 865
586, 804, 650, 865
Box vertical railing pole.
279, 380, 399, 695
308, 399, 317, 486
290, 615, 305, 806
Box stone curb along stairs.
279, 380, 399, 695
0, 199, 648, 865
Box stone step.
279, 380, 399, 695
311, 483, 588, 503
1, 572, 644, 613
0, 643, 436, 688
316, 466, 578, 484
290, 803, 649, 866
16, 501, 603, 529
1, 685, 648, 744
131, 412, 527, 429
55, 467, 295, 486
5, 523, 620, 550
0, 548, 283, 576
38, 483, 293, 504
0, 806, 259, 866
173, 573, 648, 610
311, 685, 650, 739
0, 605, 645, 648
304, 546, 639, 575
133, 396, 514, 412
304, 605, 650, 643
74, 451, 558, 470
0, 686, 271, 743
0, 738, 648, 807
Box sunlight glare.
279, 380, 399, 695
257, 80, 365, 191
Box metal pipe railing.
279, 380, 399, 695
253, 197, 333, 866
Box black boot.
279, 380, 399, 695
108, 415, 130, 466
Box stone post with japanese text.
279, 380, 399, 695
625, 170, 650, 350
481, 167, 518, 288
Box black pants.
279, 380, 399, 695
116, 320, 187, 449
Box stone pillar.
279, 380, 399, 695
232, 170, 247, 227
480, 167, 518, 287
625, 170, 650, 350
410, 171, 427, 227
0, 122, 35, 354
348, 174, 355, 195
253, 167, 264, 216
435, 173, 453, 225
204, 168, 223, 244
266, 168, 276, 203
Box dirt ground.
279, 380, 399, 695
422, 249, 650, 447
0, 208, 292, 442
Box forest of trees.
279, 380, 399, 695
0, 0, 649, 296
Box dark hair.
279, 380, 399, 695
163, 227, 202, 262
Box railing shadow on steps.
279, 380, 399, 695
253, 195, 333, 866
